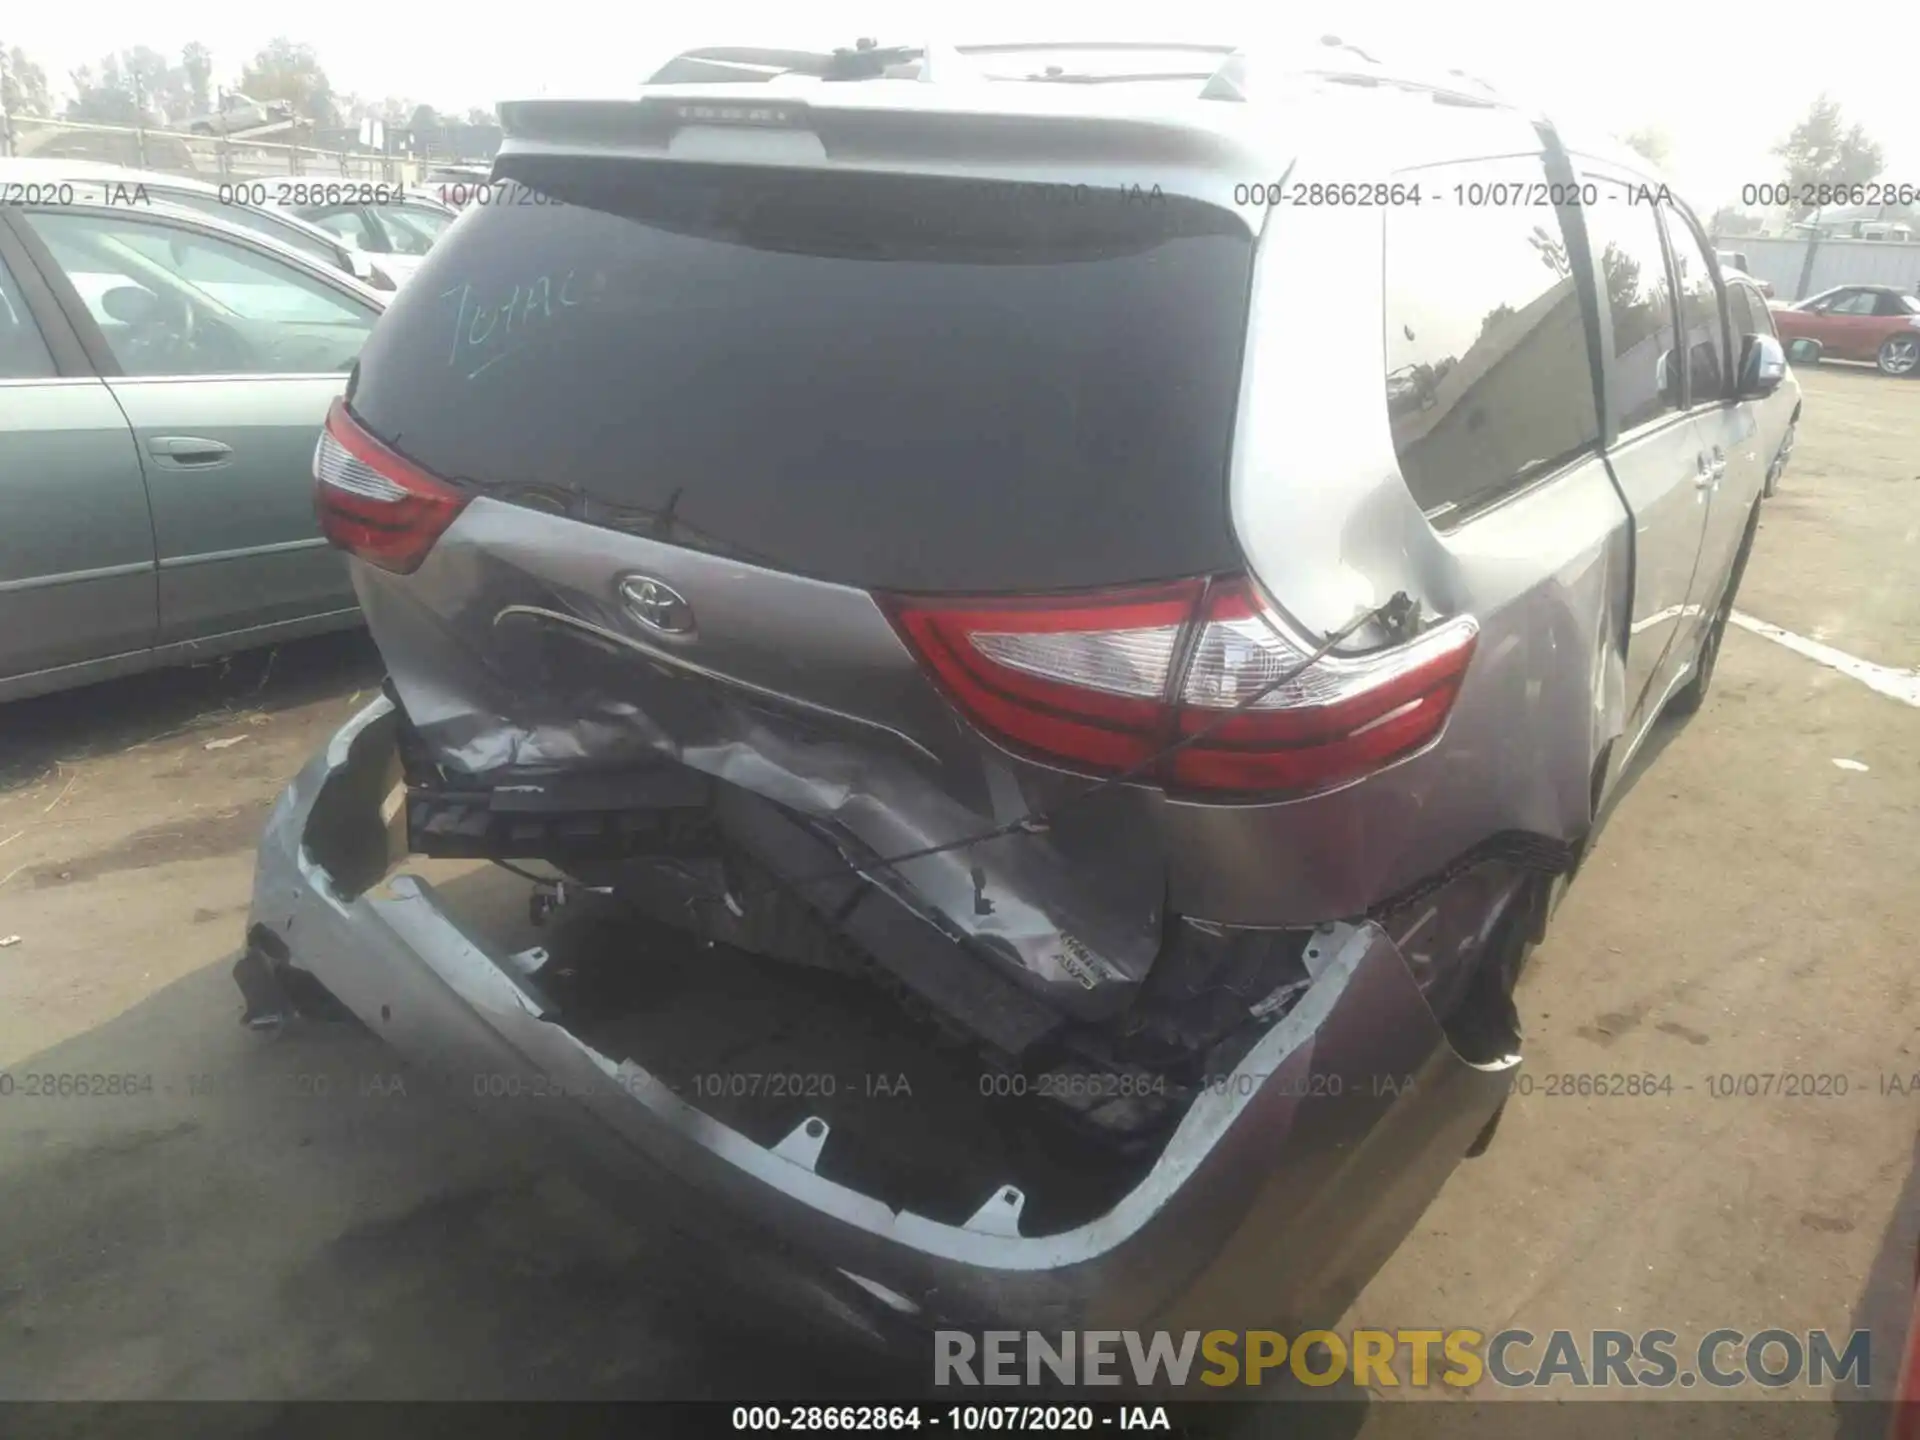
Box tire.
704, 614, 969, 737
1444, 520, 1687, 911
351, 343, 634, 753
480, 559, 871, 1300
1877, 333, 1920, 377
1670, 503, 1761, 717
1763, 416, 1796, 498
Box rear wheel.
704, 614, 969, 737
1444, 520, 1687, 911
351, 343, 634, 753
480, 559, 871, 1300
1670, 503, 1761, 717
1877, 333, 1920, 377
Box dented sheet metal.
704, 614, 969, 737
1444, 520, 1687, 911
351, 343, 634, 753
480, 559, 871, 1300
245, 694, 1519, 1331
355, 500, 1165, 1019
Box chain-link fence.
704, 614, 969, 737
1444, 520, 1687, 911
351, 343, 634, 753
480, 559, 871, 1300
0, 115, 424, 185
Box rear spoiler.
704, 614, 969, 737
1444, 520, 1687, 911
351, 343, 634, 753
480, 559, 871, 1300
492, 93, 1270, 221
647, 44, 929, 84
638, 37, 1508, 107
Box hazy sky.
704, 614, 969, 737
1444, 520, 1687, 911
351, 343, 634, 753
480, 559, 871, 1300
7, 1, 1910, 210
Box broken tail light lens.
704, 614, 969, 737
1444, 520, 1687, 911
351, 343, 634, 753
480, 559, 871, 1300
884, 581, 1200, 773
884, 576, 1477, 799
1171, 578, 1478, 792
313, 398, 469, 574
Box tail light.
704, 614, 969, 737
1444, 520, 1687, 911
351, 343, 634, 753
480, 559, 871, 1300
883, 576, 1477, 799
313, 398, 468, 574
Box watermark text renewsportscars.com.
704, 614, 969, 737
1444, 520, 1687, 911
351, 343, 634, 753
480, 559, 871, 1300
934, 1328, 1871, 1391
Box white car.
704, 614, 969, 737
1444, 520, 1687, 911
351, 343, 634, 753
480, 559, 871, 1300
0, 160, 406, 292
185, 93, 294, 136
293, 194, 459, 282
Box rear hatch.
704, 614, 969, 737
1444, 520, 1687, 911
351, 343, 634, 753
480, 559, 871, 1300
329, 153, 1264, 1022
347, 159, 1253, 592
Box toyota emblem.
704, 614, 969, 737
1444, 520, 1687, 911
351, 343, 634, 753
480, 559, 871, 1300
619, 575, 695, 635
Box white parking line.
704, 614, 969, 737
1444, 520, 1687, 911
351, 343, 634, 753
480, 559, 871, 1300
1730, 612, 1920, 709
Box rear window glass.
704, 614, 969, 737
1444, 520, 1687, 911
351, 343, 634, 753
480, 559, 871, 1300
1383, 156, 1600, 524
347, 166, 1255, 594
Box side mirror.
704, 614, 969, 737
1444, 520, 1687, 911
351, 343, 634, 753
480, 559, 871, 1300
1735, 333, 1786, 399
1786, 337, 1822, 365
101, 285, 163, 326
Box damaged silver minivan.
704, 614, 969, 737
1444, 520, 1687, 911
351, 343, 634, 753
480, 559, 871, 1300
239, 41, 1793, 1347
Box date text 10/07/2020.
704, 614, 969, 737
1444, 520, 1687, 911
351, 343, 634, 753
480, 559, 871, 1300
730, 1405, 1172, 1432
1231, 180, 1669, 208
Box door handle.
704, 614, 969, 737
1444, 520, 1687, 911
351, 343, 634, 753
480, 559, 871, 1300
146, 435, 234, 469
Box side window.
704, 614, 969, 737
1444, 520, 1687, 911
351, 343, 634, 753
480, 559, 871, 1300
1663, 206, 1728, 405
1830, 290, 1877, 316
148, 190, 230, 226
1752, 296, 1779, 338
1724, 282, 1757, 343
0, 255, 57, 379
1874, 292, 1910, 317
155, 191, 341, 268
1576, 178, 1681, 432
308, 208, 384, 252
381, 206, 451, 255
1382, 156, 1600, 524
18, 210, 375, 377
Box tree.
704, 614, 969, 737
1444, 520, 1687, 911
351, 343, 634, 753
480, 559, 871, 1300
61, 47, 209, 126
1708, 206, 1763, 238
120, 45, 183, 122
1621, 128, 1671, 168
1773, 97, 1884, 219
66, 56, 151, 126
1601, 243, 1660, 349
180, 42, 214, 117
1476, 302, 1517, 345
464, 105, 495, 126
3, 46, 54, 117
239, 38, 337, 126
407, 103, 441, 132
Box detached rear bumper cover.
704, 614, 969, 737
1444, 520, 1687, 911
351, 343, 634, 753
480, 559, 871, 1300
249, 697, 1517, 1333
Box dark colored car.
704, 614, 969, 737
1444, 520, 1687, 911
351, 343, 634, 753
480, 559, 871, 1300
1771, 284, 1920, 376
239, 39, 1802, 1351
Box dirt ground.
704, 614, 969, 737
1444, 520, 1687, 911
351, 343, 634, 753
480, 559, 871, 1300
0, 365, 1915, 1419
